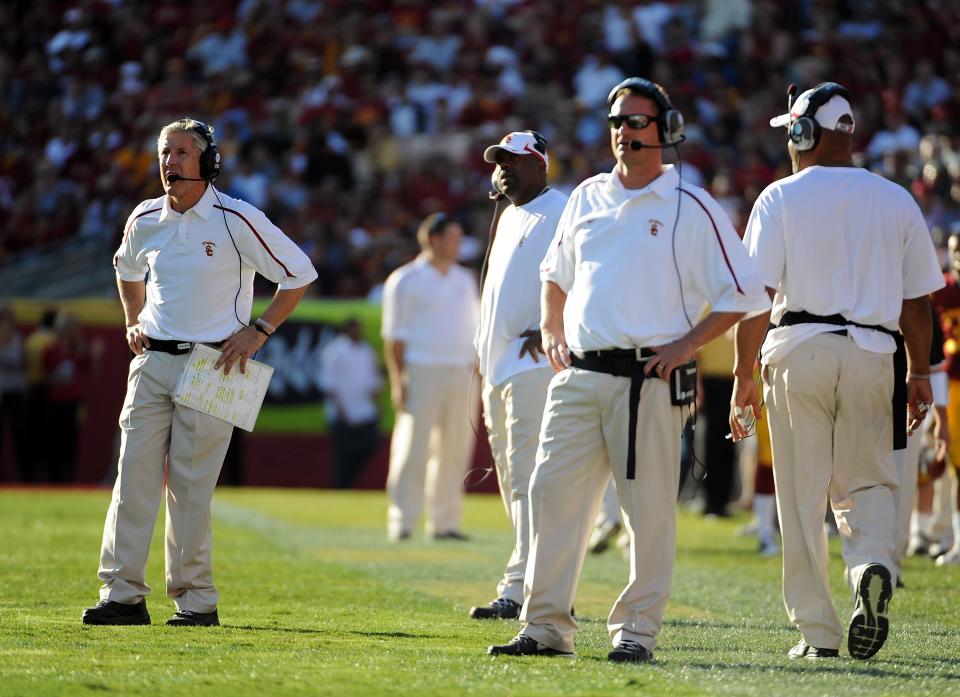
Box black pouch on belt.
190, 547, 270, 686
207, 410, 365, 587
669, 359, 697, 406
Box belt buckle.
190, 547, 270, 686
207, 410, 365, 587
635, 347, 651, 362
177, 342, 192, 351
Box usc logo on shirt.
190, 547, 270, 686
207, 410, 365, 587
202, 241, 216, 257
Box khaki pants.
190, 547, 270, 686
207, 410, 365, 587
482, 367, 553, 604
98, 350, 234, 613
386, 363, 476, 538
765, 332, 897, 650
520, 368, 683, 654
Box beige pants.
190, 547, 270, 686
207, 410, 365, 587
482, 367, 553, 604
520, 368, 683, 654
98, 350, 234, 613
386, 363, 476, 538
765, 333, 897, 650
595, 479, 621, 528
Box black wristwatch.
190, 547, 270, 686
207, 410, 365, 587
253, 322, 272, 337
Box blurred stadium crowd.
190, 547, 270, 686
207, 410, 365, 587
1, 0, 959, 295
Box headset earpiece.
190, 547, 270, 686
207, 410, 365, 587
191, 121, 221, 181
606, 77, 685, 146
789, 82, 852, 152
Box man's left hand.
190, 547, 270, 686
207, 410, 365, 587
518, 330, 542, 362
645, 338, 695, 379
215, 325, 268, 375
906, 377, 933, 436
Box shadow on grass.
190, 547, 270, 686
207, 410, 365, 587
674, 658, 960, 680
224, 624, 332, 635
348, 630, 440, 639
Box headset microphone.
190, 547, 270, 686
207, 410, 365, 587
166, 174, 206, 183
629, 138, 685, 150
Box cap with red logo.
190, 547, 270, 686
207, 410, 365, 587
483, 131, 549, 168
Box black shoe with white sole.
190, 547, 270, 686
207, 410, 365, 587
470, 597, 521, 620
608, 639, 653, 663
488, 634, 572, 657
788, 640, 839, 659
166, 609, 220, 627
82, 599, 150, 626
848, 563, 892, 660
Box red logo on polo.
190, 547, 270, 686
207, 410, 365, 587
649, 219, 663, 236
202, 241, 216, 256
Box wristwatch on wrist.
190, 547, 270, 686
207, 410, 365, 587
253, 322, 272, 337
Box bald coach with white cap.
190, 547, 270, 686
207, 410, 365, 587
489, 77, 769, 662
731, 82, 943, 661
469, 131, 568, 620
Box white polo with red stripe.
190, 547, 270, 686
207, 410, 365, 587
114, 184, 318, 342
540, 164, 769, 352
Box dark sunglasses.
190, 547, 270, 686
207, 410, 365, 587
607, 113, 657, 130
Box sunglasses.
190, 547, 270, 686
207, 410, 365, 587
607, 113, 657, 130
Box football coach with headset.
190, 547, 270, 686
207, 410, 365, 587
488, 78, 769, 661
730, 83, 943, 660
82, 118, 317, 627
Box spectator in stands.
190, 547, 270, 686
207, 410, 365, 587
0, 304, 28, 481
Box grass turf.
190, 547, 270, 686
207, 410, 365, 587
1, 488, 959, 696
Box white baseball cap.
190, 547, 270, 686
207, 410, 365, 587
483, 131, 549, 168
769, 88, 856, 133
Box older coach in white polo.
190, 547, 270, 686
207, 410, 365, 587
382, 213, 479, 542
82, 118, 317, 627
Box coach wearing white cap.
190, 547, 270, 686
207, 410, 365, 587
83, 118, 317, 627
489, 77, 769, 661
469, 131, 568, 620
382, 213, 479, 542
731, 82, 944, 660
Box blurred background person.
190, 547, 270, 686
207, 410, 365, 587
320, 316, 383, 489
381, 213, 479, 542
23, 309, 58, 482
0, 304, 28, 481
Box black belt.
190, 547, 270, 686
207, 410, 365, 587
778, 311, 906, 450
145, 338, 224, 355
570, 348, 656, 480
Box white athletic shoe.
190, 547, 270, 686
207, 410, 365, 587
935, 548, 960, 567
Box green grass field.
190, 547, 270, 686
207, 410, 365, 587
2, 488, 959, 697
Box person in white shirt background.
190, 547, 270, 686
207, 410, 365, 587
83, 118, 317, 628
381, 213, 479, 542
320, 317, 383, 489
489, 77, 768, 662
469, 131, 568, 621
730, 83, 943, 661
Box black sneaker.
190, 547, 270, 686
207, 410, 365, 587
848, 564, 892, 660
470, 597, 521, 620
82, 599, 150, 626
788, 640, 839, 659
433, 530, 470, 541
608, 639, 653, 663
166, 609, 220, 627
488, 634, 572, 657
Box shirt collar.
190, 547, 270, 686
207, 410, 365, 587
606, 164, 679, 200
159, 184, 217, 222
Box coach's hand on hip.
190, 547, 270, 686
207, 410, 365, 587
216, 326, 268, 375
645, 337, 694, 378
126, 324, 151, 355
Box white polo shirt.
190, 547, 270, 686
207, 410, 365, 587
476, 188, 568, 386
540, 165, 769, 351
744, 166, 944, 365
320, 334, 382, 425
381, 256, 479, 366
114, 185, 318, 342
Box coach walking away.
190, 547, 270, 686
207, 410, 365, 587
382, 213, 479, 542
82, 118, 317, 627
730, 83, 943, 660
488, 78, 769, 661
469, 131, 568, 620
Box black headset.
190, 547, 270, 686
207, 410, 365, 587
788, 82, 852, 152
191, 120, 222, 181
606, 77, 685, 146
